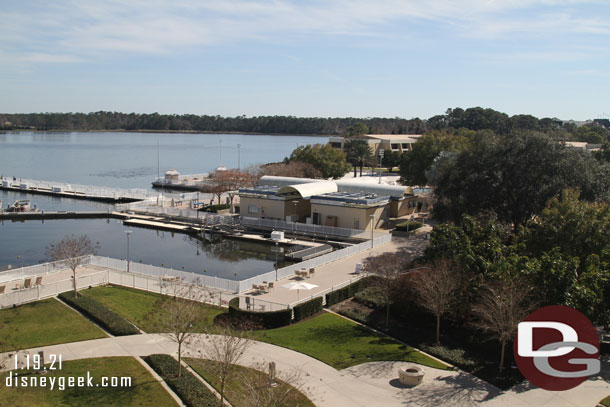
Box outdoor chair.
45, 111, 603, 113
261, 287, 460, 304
24, 278, 32, 289
268, 282, 274, 289
34, 276, 43, 286
309, 267, 315, 277
0, 285, 5, 294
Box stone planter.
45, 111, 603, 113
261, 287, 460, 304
398, 365, 424, 386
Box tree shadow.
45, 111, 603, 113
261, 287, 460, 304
395, 371, 503, 407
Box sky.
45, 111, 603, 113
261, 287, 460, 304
1, 0, 609, 120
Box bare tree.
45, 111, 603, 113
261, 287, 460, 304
208, 169, 257, 210
239, 361, 308, 407
46, 235, 97, 297
257, 161, 322, 179
146, 281, 210, 377
407, 260, 463, 345
471, 278, 535, 372
195, 322, 253, 407
364, 252, 406, 326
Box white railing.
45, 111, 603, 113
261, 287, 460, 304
0, 271, 109, 308
235, 274, 366, 313
241, 217, 364, 238
1, 234, 392, 307
2, 177, 151, 200
237, 233, 392, 293
0, 256, 91, 284
89, 256, 241, 293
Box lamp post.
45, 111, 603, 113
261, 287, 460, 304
271, 241, 284, 281
125, 230, 132, 273
292, 200, 298, 240
378, 148, 384, 184
369, 214, 375, 248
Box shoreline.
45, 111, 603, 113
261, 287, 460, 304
0, 129, 332, 137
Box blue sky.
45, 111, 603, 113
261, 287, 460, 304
1, 1, 609, 120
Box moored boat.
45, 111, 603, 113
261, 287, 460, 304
6, 200, 39, 212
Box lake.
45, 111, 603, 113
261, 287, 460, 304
0, 131, 328, 277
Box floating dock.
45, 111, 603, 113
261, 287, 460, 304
0, 178, 150, 203
0, 211, 112, 220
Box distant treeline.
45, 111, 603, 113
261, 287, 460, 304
1, 108, 608, 138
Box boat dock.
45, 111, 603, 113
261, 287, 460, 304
0, 177, 150, 203
0, 211, 112, 220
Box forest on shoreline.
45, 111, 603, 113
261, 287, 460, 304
2, 108, 608, 138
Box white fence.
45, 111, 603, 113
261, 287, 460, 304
237, 233, 392, 292
0, 256, 90, 284
0, 271, 109, 308
2, 177, 151, 200
241, 216, 365, 238
237, 275, 366, 313
0, 234, 392, 309
89, 256, 241, 293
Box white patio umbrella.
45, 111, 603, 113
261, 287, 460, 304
280, 281, 318, 299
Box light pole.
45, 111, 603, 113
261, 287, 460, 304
369, 214, 375, 248
125, 230, 132, 272
292, 201, 298, 240
378, 148, 384, 184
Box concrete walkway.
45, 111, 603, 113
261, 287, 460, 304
244, 235, 428, 306
2, 334, 607, 407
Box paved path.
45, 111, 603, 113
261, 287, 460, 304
244, 235, 428, 306
1, 334, 607, 407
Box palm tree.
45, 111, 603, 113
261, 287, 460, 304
345, 139, 372, 177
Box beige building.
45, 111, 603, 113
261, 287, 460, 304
329, 134, 422, 156
238, 176, 427, 231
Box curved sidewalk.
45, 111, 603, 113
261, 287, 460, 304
2, 334, 608, 407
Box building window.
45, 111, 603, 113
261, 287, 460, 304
401, 143, 410, 149
329, 142, 342, 148
248, 205, 261, 214
391, 143, 399, 150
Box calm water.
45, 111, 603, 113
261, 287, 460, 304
0, 131, 326, 277
0, 131, 326, 189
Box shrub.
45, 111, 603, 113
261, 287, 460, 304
293, 297, 323, 321
58, 292, 139, 336
145, 354, 218, 407
325, 278, 371, 307
353, 286, 386, 309
228, 297, 292, 329
395, 221, 423, 232
421, 345, 476, 368
202, 204, 230, 213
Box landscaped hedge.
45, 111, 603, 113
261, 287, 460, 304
58, 292, 139, 336
325, 278, 372, 307
201, 204, 230, 213
228, 297, 292, 329
395, 221, 423, 232
145, 354, 218, 407
353, 286, 386, 309
293, 297, 323, 321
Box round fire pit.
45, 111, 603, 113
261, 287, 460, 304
398, 365, 424, 386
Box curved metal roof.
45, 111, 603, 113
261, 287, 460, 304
258, 175, 320, 187
277, 181, 338, 198
335, 180, 407, 198
257, 175, 408, 198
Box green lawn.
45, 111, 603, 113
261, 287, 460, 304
600, 395, 610, 407
85, 285, 226, 332
0, 357, 178, 406
256, 312, 449, 370
185, 358, 315, 407
0, 298, 106, 352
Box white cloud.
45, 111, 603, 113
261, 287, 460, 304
0, 0, 608, 64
